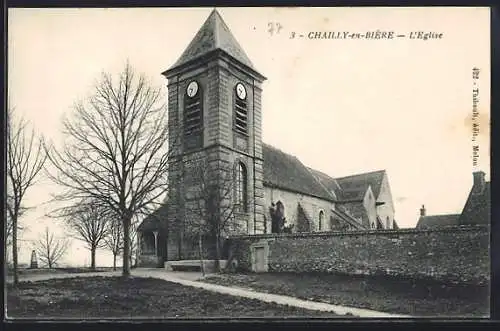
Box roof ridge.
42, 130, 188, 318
335, 169, 386, 180
262, 144, 334, 201
212, 9, 221, 49
308, 167, 344, 194
288, 155, 335, 200
420, 213, 461, 217
305, 167, 336, 200
262, 143, 288, 154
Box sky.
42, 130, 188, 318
7, 7, 490, 267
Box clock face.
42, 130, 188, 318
186, 81, 199, 98
236, 83, 247, 100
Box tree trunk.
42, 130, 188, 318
122, 217, 131, 278
177, 230, 183, 260
198, 232, 205, 276
90, 247, 96, 271
113, 253, 117, 271
165, 225, 169, 262
214, 232, 221, 273
12, 216, 18, 285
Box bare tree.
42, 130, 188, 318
103, 215, 138, 270
104, 219, 123, 271
129, 218, 139, 268
45, 62, 173, 277
184, 154, 244, 272
6, 207, 26, 247
50, 199, 110, 270
7, 108, 47, 285
35, 227, 70, 269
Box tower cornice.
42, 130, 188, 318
162, 49, 266, 82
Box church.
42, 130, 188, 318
137, 9, 398, 266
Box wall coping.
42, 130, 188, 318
228, 225, 490, 240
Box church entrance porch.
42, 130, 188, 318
137, 230, 167, 268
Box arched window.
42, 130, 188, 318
235, 162, 248, 212
386, 216, 391, 229
318, 210, 324, 231
271, 201, 285, 233
276, 201, 285, 220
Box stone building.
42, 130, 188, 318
416, 171, 490, 229
137, 9, 398, 266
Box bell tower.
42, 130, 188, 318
162, 9, 266, 258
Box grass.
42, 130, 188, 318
6, 276, 344, 319
202, 272, 490, 317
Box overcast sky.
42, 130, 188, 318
8, 7, 490, 267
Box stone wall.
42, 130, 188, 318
137, 254, 163, 268
226, 225, 490, 285
263, 187, 336, 233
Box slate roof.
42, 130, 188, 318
262, 145, 391, 206
168, 9, 255, 71
415, 214, 461, 229
459, 182, 490, 226
308, 168, 344, 199
262, 144, 334, 201
335, 170, 386, 200
137, 203, 169, 232
309, 167, 386, 202
340, 189, 367, 201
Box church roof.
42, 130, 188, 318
262, 145, 389, 204
335, 170, 386, 200
137, 203, 169, 232
459, 181, 490, 226
262, 144, 334, 201
339, 189, 367, 201
308, 168, 344, 199
309, 167, 387, 202
415, 214, 461, 229
169, 9, 255, 71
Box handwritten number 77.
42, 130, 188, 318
268, 22, 283, 36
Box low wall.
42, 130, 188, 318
137, 254, 163, 268
226, 225, 490, 285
